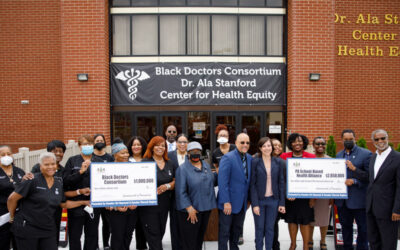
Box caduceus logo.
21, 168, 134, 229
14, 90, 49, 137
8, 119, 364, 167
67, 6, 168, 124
115, 68, 150, 100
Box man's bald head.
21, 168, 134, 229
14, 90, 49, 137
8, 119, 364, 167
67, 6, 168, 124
235, 133, 250, 154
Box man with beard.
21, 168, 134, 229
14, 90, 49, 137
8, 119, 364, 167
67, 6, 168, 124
365, 129, 400, 250
165, 125, 178, 152
335, 129, 371, 250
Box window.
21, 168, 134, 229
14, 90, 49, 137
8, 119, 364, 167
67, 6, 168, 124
132, 15, 158, 55
239, 0, 264, 6
112, 14, 284, 56
113, 16, 130, 55
212, 15, 237, 55
160, 15, 186, 55
240, 16, 265, 55
187, 15, 210, 55
267, 16, 283, 55
160, 0, 185, 6
187, 0, 210, 6
131, 0, 157, 6
112, 0, 130, 7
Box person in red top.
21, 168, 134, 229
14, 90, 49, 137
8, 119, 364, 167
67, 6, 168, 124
280, 133, 315, 250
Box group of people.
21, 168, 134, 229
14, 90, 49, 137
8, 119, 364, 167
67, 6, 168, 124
0, 125, 398, 250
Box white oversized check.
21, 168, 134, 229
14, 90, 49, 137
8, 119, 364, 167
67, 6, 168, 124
90, 162, 157, 207
287, 158, 347, 199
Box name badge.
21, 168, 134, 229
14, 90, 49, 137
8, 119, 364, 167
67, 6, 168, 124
36, 186, 46, 190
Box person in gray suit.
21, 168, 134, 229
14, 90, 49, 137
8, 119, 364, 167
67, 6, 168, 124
366, 129, 400, 250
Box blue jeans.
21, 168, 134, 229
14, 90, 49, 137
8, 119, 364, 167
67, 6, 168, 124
253, 197, 279, 250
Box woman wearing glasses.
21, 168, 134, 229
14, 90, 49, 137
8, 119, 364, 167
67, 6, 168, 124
308, 137, 332, 250
168, 134, 188, 250
139, 136, 175, 250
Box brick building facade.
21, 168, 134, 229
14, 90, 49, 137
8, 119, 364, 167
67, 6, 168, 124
1, 0, 399, 152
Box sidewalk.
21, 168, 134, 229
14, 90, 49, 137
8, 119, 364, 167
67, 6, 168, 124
61, 208, 400, 249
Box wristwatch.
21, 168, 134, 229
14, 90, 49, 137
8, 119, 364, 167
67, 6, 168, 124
165, 183, 171, 190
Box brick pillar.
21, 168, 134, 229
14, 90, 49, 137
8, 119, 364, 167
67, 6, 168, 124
287, 0, 336, 142
60, 0, 110, 143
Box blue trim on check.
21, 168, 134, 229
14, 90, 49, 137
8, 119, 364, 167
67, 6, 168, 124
91, 200, 158, 208
287, 192, 348, 199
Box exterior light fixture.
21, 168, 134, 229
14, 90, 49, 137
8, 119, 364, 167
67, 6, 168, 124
77, 73, 89, 82
309, 73, 320, 81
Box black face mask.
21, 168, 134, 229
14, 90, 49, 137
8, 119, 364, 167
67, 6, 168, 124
94, 142, 106, 150
189, 154, 201, 163
343, 140, 354, 150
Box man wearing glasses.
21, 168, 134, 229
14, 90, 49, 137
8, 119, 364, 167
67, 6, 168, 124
366, 129, 400, 250
217, 133, 252, 250
335, 129, 372, 250
165, 125, 178, 152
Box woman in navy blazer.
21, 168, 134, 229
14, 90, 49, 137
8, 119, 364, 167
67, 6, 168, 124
250, 137, 286, 250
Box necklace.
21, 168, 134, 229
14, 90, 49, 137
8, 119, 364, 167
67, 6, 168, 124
1, 166, 14, 183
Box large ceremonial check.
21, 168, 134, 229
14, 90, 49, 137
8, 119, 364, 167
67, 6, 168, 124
287, 158, 347, 199
90, 162, 158, 207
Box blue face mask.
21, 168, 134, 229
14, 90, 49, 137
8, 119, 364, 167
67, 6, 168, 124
81, 145, 94, 156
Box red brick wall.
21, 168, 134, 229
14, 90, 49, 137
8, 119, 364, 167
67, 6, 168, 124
0, 1, 63, 151
334, 0, 400, 150
287, 0, 336, 143
60, 0, 110, 144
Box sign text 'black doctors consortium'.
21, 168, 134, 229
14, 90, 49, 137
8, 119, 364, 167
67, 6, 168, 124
111, 63, 285, 106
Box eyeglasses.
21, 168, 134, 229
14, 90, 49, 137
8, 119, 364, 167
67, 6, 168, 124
168, 130, 177, 134
240, 141, 250, 145
314, 143, 326, 146
177, 141, 188, 144
373, 137, 386, 142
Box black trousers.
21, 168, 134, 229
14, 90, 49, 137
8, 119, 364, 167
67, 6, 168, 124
68, 209, 100, 250
177, 210, 211, 250
218, 208, 246, 250
15, 236, 57, 250
135, 216, 147, 249
109, 210, 137, 250
139, 208, 169, 250
100, 208, 111, 248
170, 198, 181, 250
54, 207, 62, 245
0, 223, 17, 250
367, 210, 399, 250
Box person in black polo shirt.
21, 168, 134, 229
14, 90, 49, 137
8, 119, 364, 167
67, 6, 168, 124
139, 136, 176, 250
31, 140, 66, 245
7, 152, 89, 250
92, 134, 114, 250
0, 145, 25, 250
63, 134, 99, 250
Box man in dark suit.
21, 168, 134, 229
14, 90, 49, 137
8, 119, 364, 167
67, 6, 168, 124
366, 129, 400, 250
217, 133, 252, 250
335, 129, 371, 250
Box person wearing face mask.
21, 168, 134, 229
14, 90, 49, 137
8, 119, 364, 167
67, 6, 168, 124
250, 137, 286, 250
175, 141, 217, 250
366, 129, 400, 250
8, 152, 90, 250
335, 129, 371, 250
167, 134, 188, 250
217, 133, 252, 250
0, 145, 25, 250
106, 139, 138, 250
212, 124, 236, 171
92, 134, 114, 250
127, 135, 148, 250
63, 135, 99, 250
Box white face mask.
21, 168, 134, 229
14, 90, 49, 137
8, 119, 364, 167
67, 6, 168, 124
1, 156, 13, 166
217, 137, 229, 145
